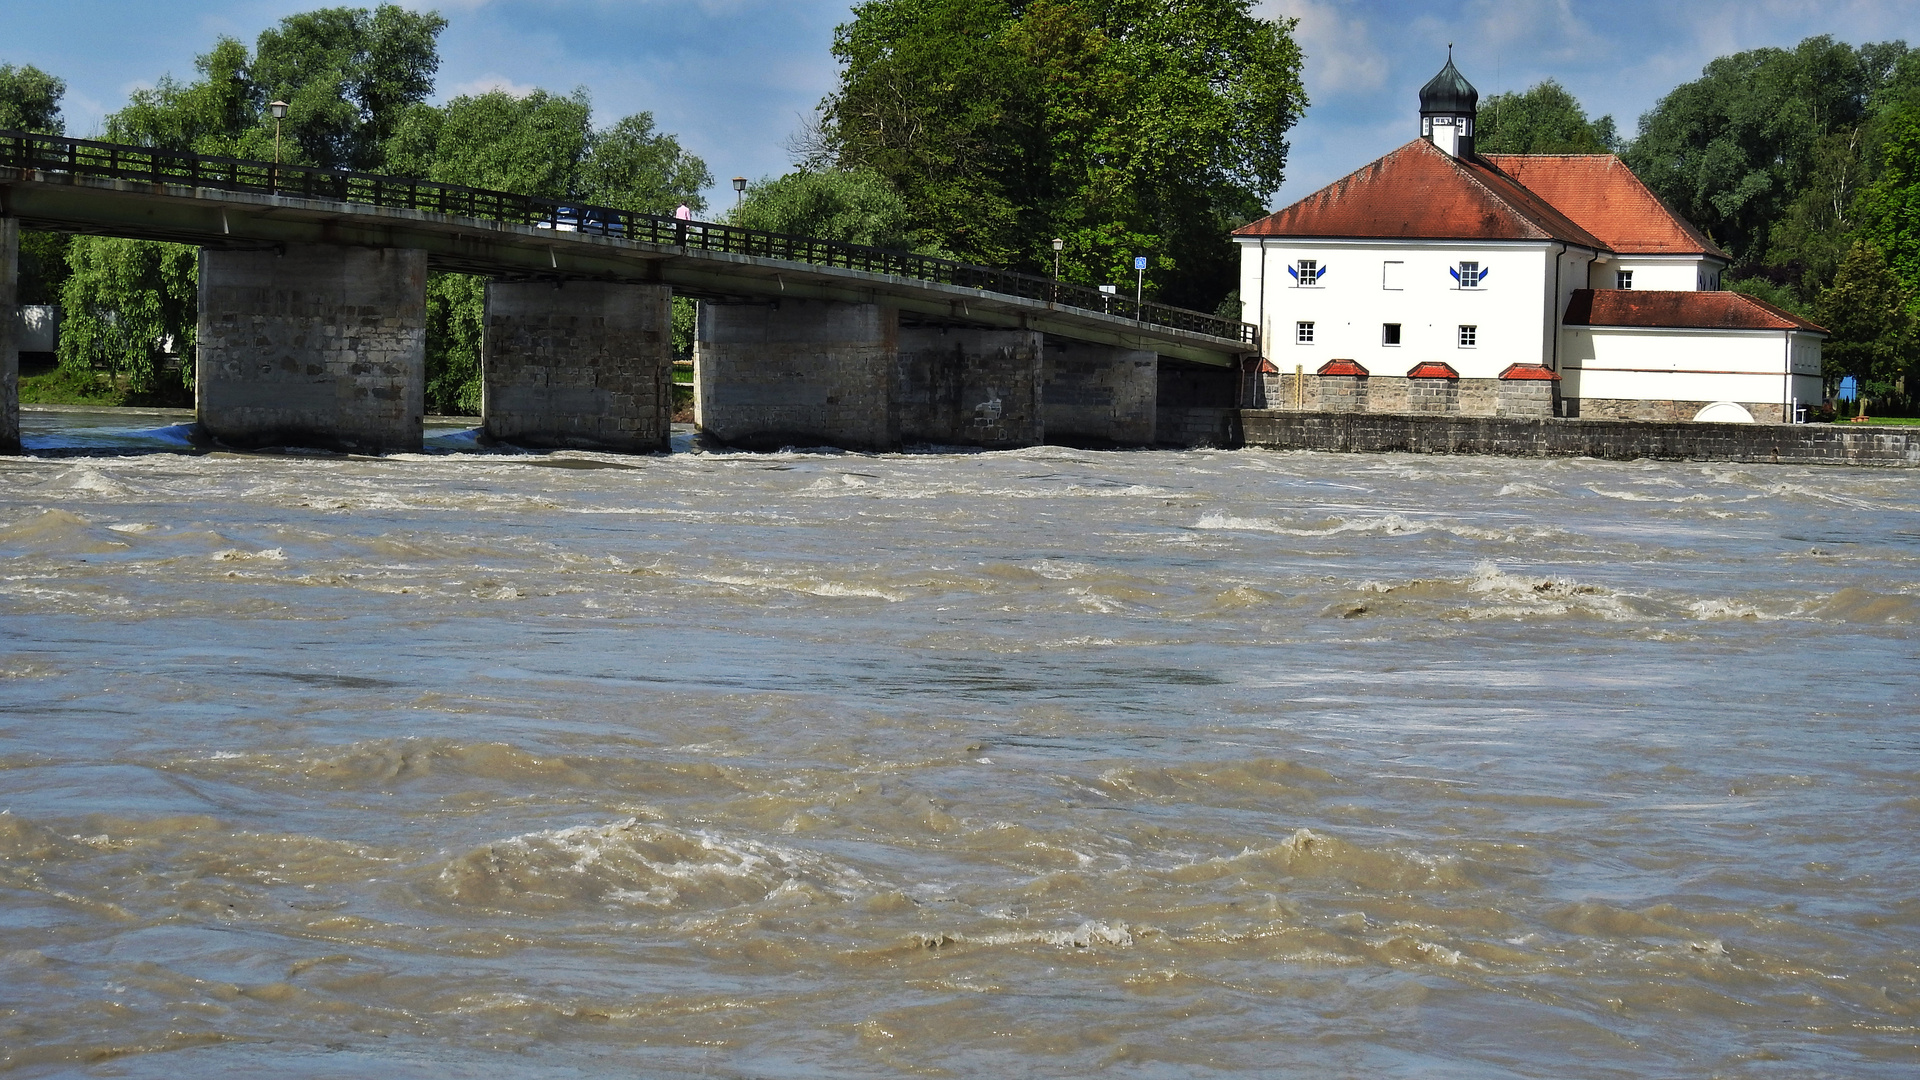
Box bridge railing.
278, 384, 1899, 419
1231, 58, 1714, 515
1, 130, 1257, 349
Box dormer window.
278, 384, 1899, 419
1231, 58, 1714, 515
1616, 269, 1633, 289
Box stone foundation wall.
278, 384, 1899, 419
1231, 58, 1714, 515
1240, 410, 1920, 466
1498, 380, 1556, 419
483, 281, 672, 452
1259, 373, 1536, 418
1570, 397, 1787, 424
1407, 377, 1460, 414
196, 244, 427, 453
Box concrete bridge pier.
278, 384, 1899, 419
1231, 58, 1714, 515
1, 218, 18, 454
895, 326, 1044, 447
197, 243, 427, 453
695, 299, 899, 451
482, 281, 672, 452
1042, 341, 1158, 446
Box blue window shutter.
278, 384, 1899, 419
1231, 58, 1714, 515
1287, 264, 1299, 279
1449, 266, 1460, 281
1479, 267, 1490, 281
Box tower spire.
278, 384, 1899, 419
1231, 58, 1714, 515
1419, 51, 1479, 158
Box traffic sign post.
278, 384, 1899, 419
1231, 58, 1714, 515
1133, 256, 1146, 309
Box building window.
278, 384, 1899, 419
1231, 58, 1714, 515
1458, 324, 1477, 348
1456, 261, 1481, 288
1296, 321, 1315, 344
1616, 269, 1633, 289
1382, 260, 1403, 290
1382, 323, 1401, 346
1296, 259, 1319, 286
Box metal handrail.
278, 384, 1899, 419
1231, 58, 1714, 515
0, 129, 1258, 348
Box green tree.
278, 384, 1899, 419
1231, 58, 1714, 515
56, 238, 199, 396
1815, 240, 1918, 399
2, 62, 72, 306
1625, 36, 1908, 267
385, 89, 712, 412
1857, 105, 1920, 300
1477, 80, 1616, 154
387, 88, 592, 195
732, 168, 917, 248
108, 38, 271, 158
821, 0, 1305, 311
0, 62, 64, 132
252, 4, 446, 170
579, 113, 711, 215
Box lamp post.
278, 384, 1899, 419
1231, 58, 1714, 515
1051, 238, 1063, 303
269, 101, 288, 165
732, 176, 747, 213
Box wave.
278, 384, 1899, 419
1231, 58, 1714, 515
430, 818, 868, 914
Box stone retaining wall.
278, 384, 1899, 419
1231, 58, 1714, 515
1240, 410, 1920, 466
1571, 397, 1788, 423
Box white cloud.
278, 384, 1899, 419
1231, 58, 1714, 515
1261, 1, 1391, 100
448, 74, 543, 99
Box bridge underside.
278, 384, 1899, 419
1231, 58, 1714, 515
3, 169, 1250, 454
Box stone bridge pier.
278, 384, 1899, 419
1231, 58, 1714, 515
197, 243, 426, 453
695, 300, 1166, 450
482, 281, 672, 452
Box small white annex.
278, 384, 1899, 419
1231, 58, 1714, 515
1233, 57, 1825, 423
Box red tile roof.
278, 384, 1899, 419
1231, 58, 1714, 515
1234, 139, 1606, 249
1563, 290, 1827, 333
1406, 361, 1460, 378
1498, 363, 1559, 380
1481, 154, 1728, 259
1317, 359, 1369, 376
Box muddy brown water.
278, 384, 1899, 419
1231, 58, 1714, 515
1, 405, 1916, 1077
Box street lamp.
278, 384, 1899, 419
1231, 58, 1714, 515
1051, 237, 1063, 302
733, 176, 747, 212
269, 100, 289, 165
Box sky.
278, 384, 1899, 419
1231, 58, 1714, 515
4, 0, 1919, 211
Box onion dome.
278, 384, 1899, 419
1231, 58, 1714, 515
1419, 52, 1478, 116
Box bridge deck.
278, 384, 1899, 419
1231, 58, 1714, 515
1, 132, 1255, 367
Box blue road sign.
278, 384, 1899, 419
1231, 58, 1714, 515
1134, 256, 1148, 270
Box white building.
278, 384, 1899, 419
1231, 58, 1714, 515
1234, 56, 1825, 423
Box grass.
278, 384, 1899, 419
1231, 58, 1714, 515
18, 357, 194, 408
1852, 415, 1920, 426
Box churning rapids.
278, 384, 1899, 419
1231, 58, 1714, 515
1, 404, 1916, 1079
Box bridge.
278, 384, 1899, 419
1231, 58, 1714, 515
1, 131, 1259, 454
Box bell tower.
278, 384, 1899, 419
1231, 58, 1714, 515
1420, 47, 1479, 158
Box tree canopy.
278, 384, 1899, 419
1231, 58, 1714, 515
1815, 240, 1918, 398
733, 168, 917, 249
0, 63, 65, 133
1624, 36, 1914, 270
818, 0, 1306, 311
1477, 80, 1616, 154
13, 6, 707, 412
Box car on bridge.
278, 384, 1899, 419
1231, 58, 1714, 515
537, 206, 627, 236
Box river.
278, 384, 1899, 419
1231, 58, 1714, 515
2, 404, 1916, 1078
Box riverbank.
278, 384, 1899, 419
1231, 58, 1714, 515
1240, 409, 1920, 466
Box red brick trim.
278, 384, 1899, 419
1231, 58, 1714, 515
1498, 363, 1560, 381
1406, 361, 1459, 379
1317, 359, 1369, 376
